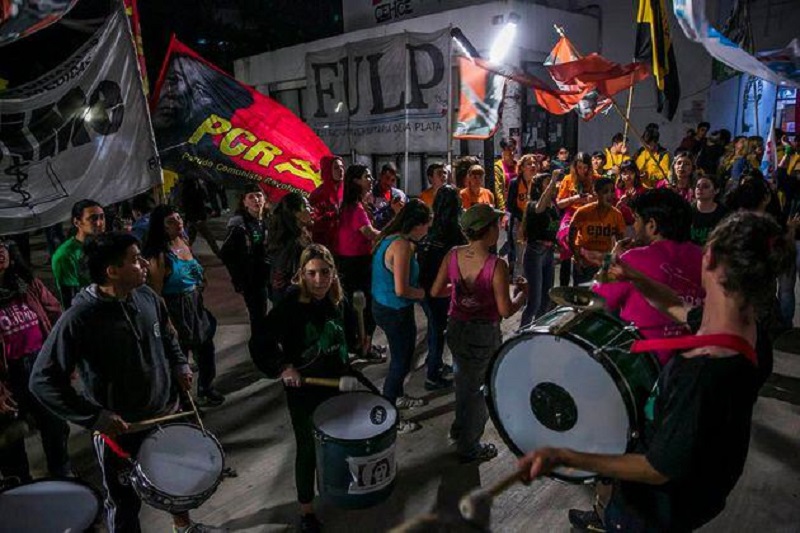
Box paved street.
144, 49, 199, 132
20, 223, 800, 532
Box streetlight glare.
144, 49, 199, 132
489, 21, 518, 63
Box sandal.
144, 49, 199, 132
459, 443, 498, 463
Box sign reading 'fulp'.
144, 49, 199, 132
305, 28, 451, 154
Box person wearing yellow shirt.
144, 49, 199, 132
634, 125, 670, 188
603, 133, 631, 175
492, 137, 517, 212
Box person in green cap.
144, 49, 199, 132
431, 203, 527, 462
51, 199, 106, 308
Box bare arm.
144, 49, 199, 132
519, 448, 668, 486
359, 224, 381, 240
557, 194, 582, 210
493, 259, 525, 318
388, 239, 425, 300
430, 249, 453, 298
535, 179, 557, 214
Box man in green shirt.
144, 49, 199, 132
52, 199, 106, 307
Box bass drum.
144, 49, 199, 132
0, 479, 101, 532
486, 306, 660, 483
313, 392, 398, 509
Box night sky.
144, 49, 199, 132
1, 0, 343, 91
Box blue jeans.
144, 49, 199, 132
422, 296, 449, 380
520, 242, 556, 328
505, 217, 517, 271
778, 244, 800, 327
373, 301, 417, 402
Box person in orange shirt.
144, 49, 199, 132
460, 165, 495, 209
420, 162, 448, 207
555, 152, 596, 286
568, 177, 626, 284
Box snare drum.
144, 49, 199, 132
313, 392, 398, 509
0, 479, 101, 532
130, 423, 224, 513
486, 306, 660, 483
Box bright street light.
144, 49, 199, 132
489, 18, 518, 63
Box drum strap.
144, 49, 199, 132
630, 334, 757, 366
95, 433, 132, 460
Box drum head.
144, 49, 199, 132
313, 392, 397, 441
0, 479, 100, 532
488, 332, 630, 481
137, 424, 224, 496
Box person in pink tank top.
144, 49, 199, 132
431, 204, 527, 463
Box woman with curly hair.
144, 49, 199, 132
143, 205, 224, 406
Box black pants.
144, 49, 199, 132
243, 285, 269, 361
336, 255, 376, 341
285, 386, 338, 504
92, 431, 148, 532
0, 355, 71, 481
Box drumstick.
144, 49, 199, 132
126, 411, 194, 433
353, 291, 367, 356
302, 376, 367, 392
459, 469, 525, 523
185, 392, 207, 435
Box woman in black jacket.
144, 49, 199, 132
252, 244, 360, 533
416, 185, 465, 390
220, 184, 270, 353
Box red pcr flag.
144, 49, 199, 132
150, 37, 332, 200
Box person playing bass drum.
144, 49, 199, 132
519, 211, 794, 532
251, 243, 370, 533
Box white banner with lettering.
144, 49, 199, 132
0, 9, 161, 234
305, 28, 450, 154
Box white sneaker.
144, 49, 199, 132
397, 419, 421, 434
395, 396, 426, 410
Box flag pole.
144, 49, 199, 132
553, 25, 669, 183
623, 64, 635, 144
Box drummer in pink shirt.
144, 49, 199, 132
595, 189, 704, 365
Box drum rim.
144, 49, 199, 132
0, 476, 103, 524
312, 392, 398, 444
134, 422, 226, 500
485, 324, 658, 483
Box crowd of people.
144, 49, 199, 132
0, 120, 798, 532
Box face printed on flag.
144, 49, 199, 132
151, 38, 331, 200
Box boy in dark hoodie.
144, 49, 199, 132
30, 232, 216, 533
